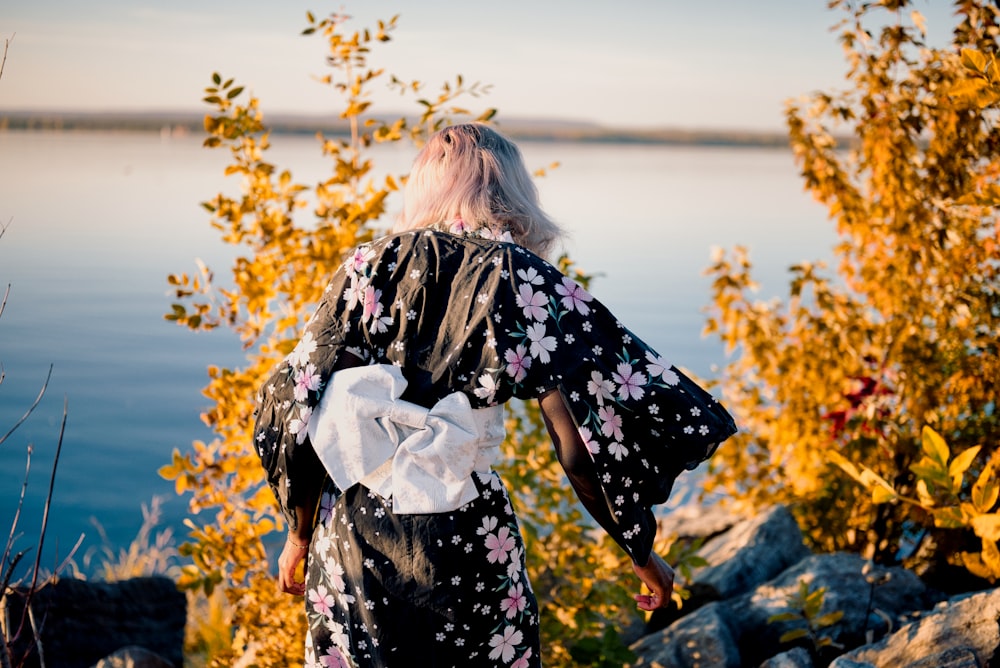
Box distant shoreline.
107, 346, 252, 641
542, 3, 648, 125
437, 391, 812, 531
0, 109, 793, 148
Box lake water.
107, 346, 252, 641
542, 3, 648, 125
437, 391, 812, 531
0, 129, 835, 574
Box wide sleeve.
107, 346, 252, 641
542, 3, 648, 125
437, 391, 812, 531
494, 247, 738, 562
252, 247, 376, 530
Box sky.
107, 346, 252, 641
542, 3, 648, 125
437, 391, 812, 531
1, 0, 958, 131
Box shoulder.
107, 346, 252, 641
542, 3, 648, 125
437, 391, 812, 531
375, 228, 555, 273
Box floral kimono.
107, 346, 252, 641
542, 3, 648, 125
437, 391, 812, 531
253, 226, 737, 667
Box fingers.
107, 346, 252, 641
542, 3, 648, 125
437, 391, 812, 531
632, 553, 675, 611
277, 542, 308, 596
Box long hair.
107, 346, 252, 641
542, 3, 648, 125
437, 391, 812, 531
394, 123, 563, 258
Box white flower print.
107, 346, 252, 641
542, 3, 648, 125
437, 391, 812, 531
342, 273, 369, 312
598, 405, 624, 442
345, 245, 376, 274
645, 350, 680, 385
488, 625, 524, 663
504, 345, 532, 383
578, 426, 600, 454
288, 331, 318, 368
516, 283, 549, 321
288, 405, 313, 445
691, 407, 702, 417
318, 491, 336, 526
525, 323, 557, 364
586, 371, 614, 404
293, 363, 321, 402
478, 516, 499, 536
516, 266, 544, 285
608, 440, 629, 461
474, 373, 499, 403
555, 276, 593, 315
485, 526, 516, 564
329, 560, 348, 593
507, 546, 523, 583
612, 362, 647, 401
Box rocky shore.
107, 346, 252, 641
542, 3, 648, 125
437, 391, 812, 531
628, 505, 1000, 667
4, 504, 997, 667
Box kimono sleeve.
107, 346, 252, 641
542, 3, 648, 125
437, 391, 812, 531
504, 250, 738, 561
251, 258, 371, 530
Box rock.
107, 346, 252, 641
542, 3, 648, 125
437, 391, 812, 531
829, 587, 1000, 668
759, 646, 814, 668
94, 646, 175, 668
727, 553, 931, 666
693, 505, 811, 599
629, 601, 741, 668
3, 575, 186, 668
628, 505, 999, 668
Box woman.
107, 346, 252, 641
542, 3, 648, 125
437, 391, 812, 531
253, 123, 737, 667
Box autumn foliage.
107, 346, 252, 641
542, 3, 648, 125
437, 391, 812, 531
704, 0, 1000, 584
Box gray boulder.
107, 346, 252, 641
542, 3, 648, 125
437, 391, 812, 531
829, 587, 1000, 668
629, 601, 741, 667
693, 505, 811, 599
727, 552, 931, 665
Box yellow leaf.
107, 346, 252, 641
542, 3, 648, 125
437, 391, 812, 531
916, 479, 934, 507
780, 629, 809, 643
983, 538, 1000, 580
922, 426, 950, 469
950, 445, 981, 490
872, 486, 898, 504
962, 48, 988, 73
972, 461, 1000, 513
960, 551, 992, 580
971, 514, 1000, 542
828, 450, 863, 483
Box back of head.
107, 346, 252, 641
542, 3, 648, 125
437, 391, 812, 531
395, 123, 563, 258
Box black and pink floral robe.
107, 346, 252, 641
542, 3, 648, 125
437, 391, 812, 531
253, 226, 737, 667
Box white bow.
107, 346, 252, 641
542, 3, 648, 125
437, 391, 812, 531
307, 364, 505, 514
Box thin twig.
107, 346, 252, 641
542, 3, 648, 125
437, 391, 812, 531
0, 365, 53, 449
2, 445, 32, 578
27, 397, 67, 600
0, 34, 13, 83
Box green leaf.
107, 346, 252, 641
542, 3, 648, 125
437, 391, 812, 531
211, 72, 221, 85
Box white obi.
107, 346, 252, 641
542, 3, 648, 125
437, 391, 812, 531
306, 364, 505, 514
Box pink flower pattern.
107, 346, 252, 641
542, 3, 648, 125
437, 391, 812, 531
254, 227, 737, 666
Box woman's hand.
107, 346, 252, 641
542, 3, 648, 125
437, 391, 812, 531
632, 552, 675, 611
277, 536, 310, 596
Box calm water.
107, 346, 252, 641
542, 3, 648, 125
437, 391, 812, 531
0, 129, 834, 572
